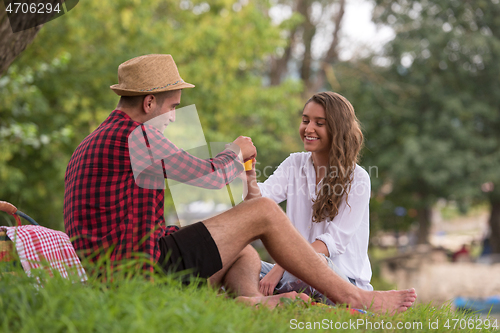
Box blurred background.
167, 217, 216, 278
1, 0, 499, 311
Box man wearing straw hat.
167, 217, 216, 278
64, 54, 416, 312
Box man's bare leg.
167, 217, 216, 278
209, 245, 261, 296
208, 244, 310, 308
203, 197, 416, 314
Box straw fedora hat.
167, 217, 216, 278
110, 54, 195, 96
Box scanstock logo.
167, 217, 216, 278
3, 0, 79, 33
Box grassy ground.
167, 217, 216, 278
1, 265, 498, 333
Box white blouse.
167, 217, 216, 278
257, 152, 373, 290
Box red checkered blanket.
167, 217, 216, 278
1, 225, 87, 281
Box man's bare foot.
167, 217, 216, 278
355, 288, 417, 315
236, 291, 310, 309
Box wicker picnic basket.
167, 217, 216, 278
0, 201, 39, 265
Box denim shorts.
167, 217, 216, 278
260, 256, 356, 304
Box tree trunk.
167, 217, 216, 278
267, 0, 346, 92
269, 28, 296, 86
416, 206, 432, 244
0, 0, 71, 76
488, 198, 500, 255
309, 0, 345, 94
269, 0, 303, 86
297, 0, 315, 95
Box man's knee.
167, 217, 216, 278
241, 244, 259, 257
240, 244, 260, 270
241, 197, 287, 233
237, 244, 260, 264
247, 197, 282, 220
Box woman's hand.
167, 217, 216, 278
243, 158, 262, 200
259, 264, 285, 296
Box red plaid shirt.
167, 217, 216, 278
64, 110, 243, 267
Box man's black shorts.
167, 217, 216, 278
158, 221, 222, 280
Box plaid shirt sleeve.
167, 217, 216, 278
129, 124, 244, 189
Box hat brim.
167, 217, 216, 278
110, 82, 195, 96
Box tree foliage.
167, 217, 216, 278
266, 0, 346, 97
4, 0, 500, 254
0, 0, 303, 230
336, 0, 500, 247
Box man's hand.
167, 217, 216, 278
259, 264, 285, 296
232, 136, 257, 162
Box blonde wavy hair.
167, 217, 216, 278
308, 92, 364, 222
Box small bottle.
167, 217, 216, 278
244, 159, 254, 171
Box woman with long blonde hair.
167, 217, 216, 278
244, 91, 373, 297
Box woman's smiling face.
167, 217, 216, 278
299, 101, 331, 156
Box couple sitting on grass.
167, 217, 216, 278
63, 54, 416, 313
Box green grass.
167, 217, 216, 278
0, 265, 499, 333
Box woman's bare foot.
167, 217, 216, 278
354, 288, 417, 315
236, 291, 310, 309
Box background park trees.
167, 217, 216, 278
365, 0, 500, 251
1, 0, 499, 256
265, 0, 346, 98
0, 0, 303, 229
